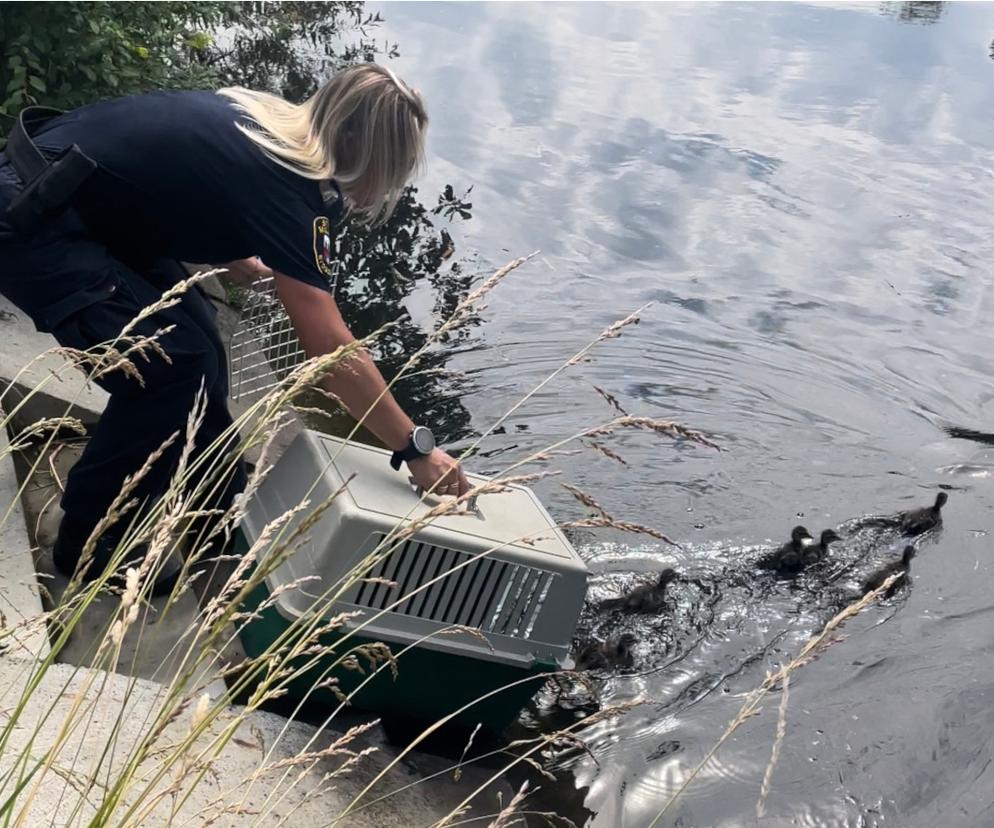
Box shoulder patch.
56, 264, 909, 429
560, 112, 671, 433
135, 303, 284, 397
312, 216, 337, 287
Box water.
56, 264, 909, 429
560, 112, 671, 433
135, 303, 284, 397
364, 3, 994, 825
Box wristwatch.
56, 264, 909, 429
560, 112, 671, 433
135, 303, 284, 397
390, 426, 436, 470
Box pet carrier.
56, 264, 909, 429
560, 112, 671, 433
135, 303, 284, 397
235, 429, 589, 732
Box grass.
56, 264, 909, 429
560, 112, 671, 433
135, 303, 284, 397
0, 258, 721, 827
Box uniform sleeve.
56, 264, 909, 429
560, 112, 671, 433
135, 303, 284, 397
244, 198, 339, 293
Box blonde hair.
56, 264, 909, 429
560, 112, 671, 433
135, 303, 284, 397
219, 63, 428, 224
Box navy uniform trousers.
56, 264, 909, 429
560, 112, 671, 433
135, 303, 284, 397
0, 164, 246, 541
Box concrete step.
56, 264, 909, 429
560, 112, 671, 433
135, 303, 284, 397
0, 427, 49, 659
0, 296, 108, 427
0, 658, 500, 826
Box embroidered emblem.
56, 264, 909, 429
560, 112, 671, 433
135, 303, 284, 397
312, 216, 337, 287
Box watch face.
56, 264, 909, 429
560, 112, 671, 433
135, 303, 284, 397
412, 426, 436, 455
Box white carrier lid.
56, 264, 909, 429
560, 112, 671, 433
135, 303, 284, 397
318, 437, 576, 560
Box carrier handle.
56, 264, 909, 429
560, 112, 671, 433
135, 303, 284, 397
408, 476, 481, 518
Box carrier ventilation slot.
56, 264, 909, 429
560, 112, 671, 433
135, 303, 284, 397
350, 536, 553, 640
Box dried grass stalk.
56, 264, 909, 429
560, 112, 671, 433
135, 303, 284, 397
585, 440, 628, 465
561, 483, 679, 546
648, 571, 904, 826
612, 415, 719, 451
591, 384, 628, 416
118, 270, 217, 338
487, 782, 530, 828
560, 483, 610, 519
566, 517, 680, 547
435, 254, 538, 339
756, 672, 790, 818
567, 306, 647, 365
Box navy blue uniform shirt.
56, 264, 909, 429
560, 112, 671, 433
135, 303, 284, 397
30, 89, 343, 291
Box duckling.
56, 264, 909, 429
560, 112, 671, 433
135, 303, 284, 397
575, 632, 637, 671
800, 528, 842, 565
899, 492, 947, 536
756, 525, 813, 571
761, 528, 840, 574
860, 491, 948, 537
862, 545, 916, 598
599, 568, 679, 613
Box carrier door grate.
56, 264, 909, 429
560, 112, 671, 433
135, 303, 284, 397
228, 263, 339, 402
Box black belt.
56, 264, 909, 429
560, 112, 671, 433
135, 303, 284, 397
4, 105, 97, 233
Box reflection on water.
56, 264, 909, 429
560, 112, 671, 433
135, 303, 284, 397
366, 1, 994, 825
330, 184, 479, 442
880, 1, 947, 26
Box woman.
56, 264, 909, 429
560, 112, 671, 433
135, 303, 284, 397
0, 63, 469, 592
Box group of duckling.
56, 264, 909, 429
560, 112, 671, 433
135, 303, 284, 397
757, 526, 841, 574
756, 491, 945, 581
572, 491, 948, 671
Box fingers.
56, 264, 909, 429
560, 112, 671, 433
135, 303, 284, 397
410, 451, 470, 498
446, 462, 472, 497
441, 472, 462, 496
418, 473, 458, 497
432, 480, 469, 499
438, 464, 470, 498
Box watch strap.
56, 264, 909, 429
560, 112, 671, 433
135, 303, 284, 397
390, 444, 422, 470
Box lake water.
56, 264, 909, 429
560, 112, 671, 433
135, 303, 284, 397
367, 2, 994, 825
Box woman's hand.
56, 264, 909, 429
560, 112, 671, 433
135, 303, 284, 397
221, 256, 274, 287
408, 448, 471, 497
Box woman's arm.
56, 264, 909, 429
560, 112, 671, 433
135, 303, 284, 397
273, 272, 470, 496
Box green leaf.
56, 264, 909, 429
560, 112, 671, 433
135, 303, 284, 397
27, 75, 46, 93
185, 31, 212, 50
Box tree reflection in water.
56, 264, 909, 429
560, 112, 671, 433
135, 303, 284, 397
331, 184, 479, 445
879, 1, 946, 25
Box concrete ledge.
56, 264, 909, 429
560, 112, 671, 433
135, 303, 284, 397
0, 296, 108, 426
0, 427, 49, 659
0, 659, 501, 826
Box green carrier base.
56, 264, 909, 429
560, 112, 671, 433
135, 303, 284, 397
233, 533, 555, 736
